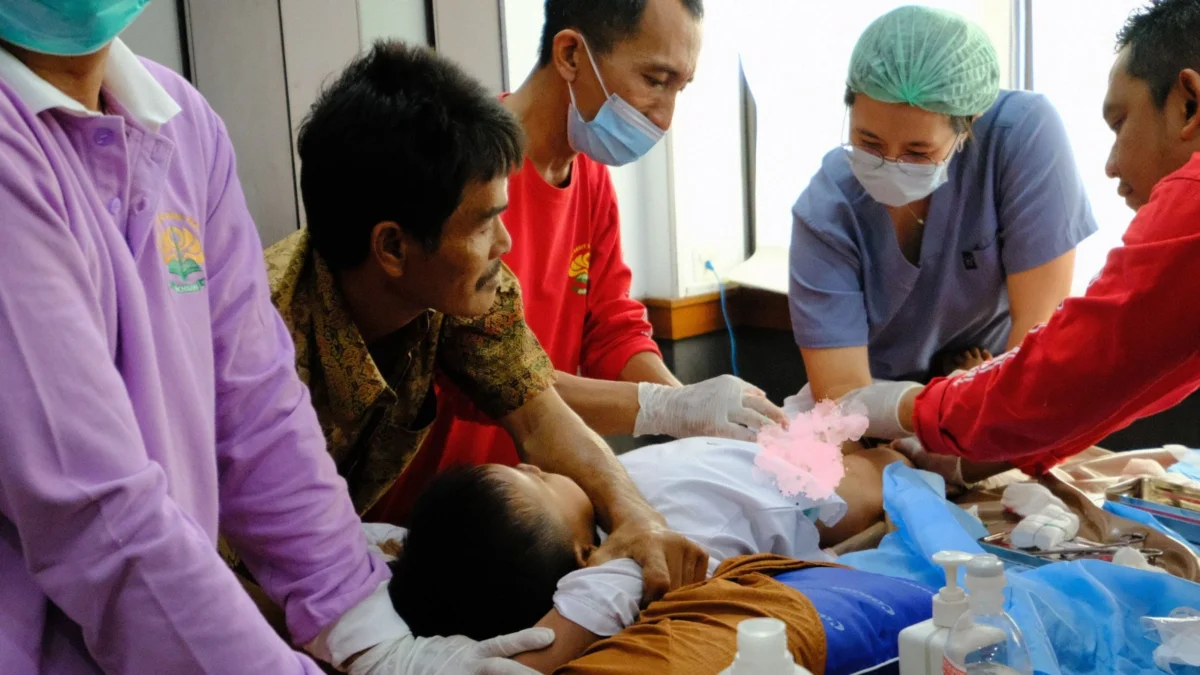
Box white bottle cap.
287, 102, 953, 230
964, 554, 1007, 605
730, 618, 795, 674
931, 550, 973, 628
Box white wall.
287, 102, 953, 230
135, 1, 445, 246
433, 0, 506, 93
187, 0, 300, 245
668, 0, 745, 296
360, 0, 430, 48
279, 0, 363, 229
1031, 0, 1143, 295
122, 0, 186, 75
502, 0, 543, 86
610, 143, 676, 299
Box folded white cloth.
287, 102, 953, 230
1112, 546, 1168, 575
1002, 483, 1067, 517
1009, 504, 1079, 551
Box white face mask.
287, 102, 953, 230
846, 146, 956, 207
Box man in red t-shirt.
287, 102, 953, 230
369, 0, 786, 522
834, 0, 1200, 484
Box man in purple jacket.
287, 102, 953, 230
0, 2, 563, 673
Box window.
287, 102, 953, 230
1029, 0, 1145, 295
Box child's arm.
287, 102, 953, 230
517, 558, 647, 672
513, 610, 602, 674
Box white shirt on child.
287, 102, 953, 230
556, 437, 847, 636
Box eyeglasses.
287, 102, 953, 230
841, 143, 952, 175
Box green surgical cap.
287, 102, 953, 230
847, 5, 1001, 117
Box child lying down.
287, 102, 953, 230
540, 553, 933, 675
386, 437, 913, 672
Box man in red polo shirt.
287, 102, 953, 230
836, 0, 1200, 482
371, 0, 786, 521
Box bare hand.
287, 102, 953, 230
589, 515, 709, 605
892, 437, 966, 488
954, 347, 994, 372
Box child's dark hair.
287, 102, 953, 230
388, 465, 581, 640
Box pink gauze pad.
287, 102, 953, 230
753, 400, 869, 501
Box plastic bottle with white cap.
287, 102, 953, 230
942, 555, 1032, 675
898, 550, 974, 675
717, 617, 813, 675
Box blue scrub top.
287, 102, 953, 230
788, 90, 1097, 382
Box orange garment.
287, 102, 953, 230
555, 554, 832, 675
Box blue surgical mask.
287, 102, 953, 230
0, 0, 150, 57
567, 39, 665, 167
847, 146, 954, 207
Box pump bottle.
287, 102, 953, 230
942, 554, 1033, 675
898, 551, 974, 675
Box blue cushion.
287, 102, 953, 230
775, 567, 935, 675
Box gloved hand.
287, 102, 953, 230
633, 375, 787, 441
837, 380, 923, 440
781, 383, 817, 418
309, 580, 553, 675
347, 629, 555, 675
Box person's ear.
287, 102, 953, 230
371, 221, 407, 279
575, 541, 596, 568
1179, 68, 1200, 141
552, 29, 585, 86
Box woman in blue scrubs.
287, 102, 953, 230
791, 5, 1098, 405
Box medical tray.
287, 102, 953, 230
976, 532, 1052, 571
976, 530, 1165, 572
1105, 476, 1200, 545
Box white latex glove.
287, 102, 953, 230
633, 375, 785, 441
837, 380, 922, 440
308, 580, 553, 675
782, 383, 817, 418
348, 630, 555, 675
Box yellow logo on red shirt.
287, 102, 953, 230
157, 212, 207, 294
568, 244, 590, 296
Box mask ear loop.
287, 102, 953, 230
576, 35, 613, 101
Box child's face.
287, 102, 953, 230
489, 464, 597, 557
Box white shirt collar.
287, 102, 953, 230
0, 38, 182, 132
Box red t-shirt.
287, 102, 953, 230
369, 151, 661, 523
914, 153, 1200, 475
